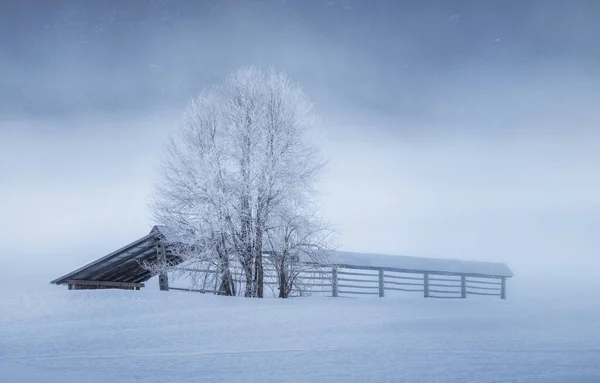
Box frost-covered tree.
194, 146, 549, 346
150, 67, 332, 297
265, 203, 334, 298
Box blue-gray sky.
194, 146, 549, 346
1, 0, 599, 292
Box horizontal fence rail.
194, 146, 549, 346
167, 261, 508, 300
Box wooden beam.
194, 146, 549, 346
67, 280, 144, 290
113, 253, 178, 282
378, 268, 385, 297
157, 243, 169, 291
114, 254, 180, 284
90, 245, 156, 281
130, 270, 153, 284
109, 261, 149, 282
501, 277, 507, 299
331, 266, 338, 297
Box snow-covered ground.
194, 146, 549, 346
1, 287, 599, 383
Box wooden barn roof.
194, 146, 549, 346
51, 226, 513, 286
333, 251, 513, 278
50, 226, 179, 286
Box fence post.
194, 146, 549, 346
424, 272, 429, 298
378, 268, 385, 297
501, 277, 506, 299
213, 269, 219, 295
461, 275, 466, 298
157, 243, 169, 291
332, 265, 338, 298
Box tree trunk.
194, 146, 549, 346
254, 252, 264, 298
218, 269, 235, 296
243, 259, 254, 297
253, 227, 264, 298
218, 258, 235, 296
216, 236, 235, 296
240, 195, 254, 297
253, 206, 265, 298
278, 258, 287, 298
239, 121, 254, 298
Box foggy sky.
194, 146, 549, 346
2, 0, 600, 292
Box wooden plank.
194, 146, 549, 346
429, 283, 461, 288
338, 277, 378, 283
384, 286, 422, 292
297, 268, 333, 274
337, 284, 379, 289
338, 290, 379, 295
169, 287, 207, 294
294, 283, 332, 288
332, 266, 338, 297
157, 243, 169, 291
295, 275, 332, 281
429, 289, 461, 294
67, 280, 144, 289
428, 295, 464, 299
384, 274, 423, 281
128, 270, 154, 284
466, 284, 501, 291
107, 261, 146, 282
113, 254, 178, 283
465, 279, 502, 286
169, 287, 225, 294
112, 253, 178, 283
337, 270, 378, 277
429, 277, 461, 283
118, 265, 152, 283
90, 245, 156, 281
385, 280, 422, 287
378, 269, 385, 298
337, 264, 383, 271
468, 291, 501, 297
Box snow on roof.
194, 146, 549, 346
154, 225, 513, 277
332, 251, 513, 278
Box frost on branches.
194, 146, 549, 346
149, 67, 334, 298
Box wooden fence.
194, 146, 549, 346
168, 262, 507, 299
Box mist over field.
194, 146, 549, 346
2, 1, 599, 295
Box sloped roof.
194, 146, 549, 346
51, 226, 513, 286
50, 226, 178, 285
332, 251, 513, 278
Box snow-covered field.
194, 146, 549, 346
1, 287, 599, 383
